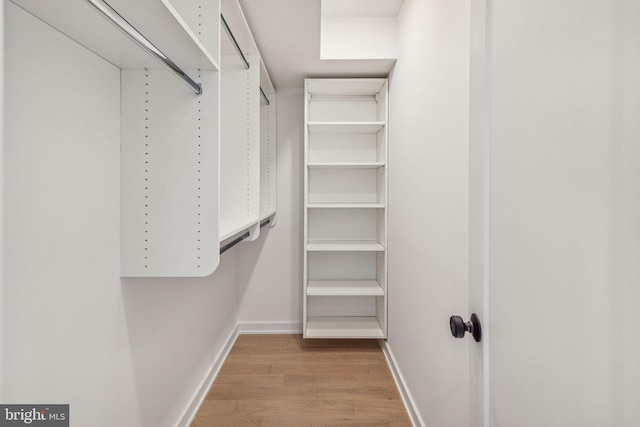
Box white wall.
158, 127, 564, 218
3, 5, 238, 426
237, 89, 304, 332
387, 0, 470, 425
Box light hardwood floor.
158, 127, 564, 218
191, 334, 412, 427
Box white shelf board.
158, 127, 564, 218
307, 240, 385, 251
307, 78, 387, 97
219, 217, 259, 242
307, 122, 385, 133
307, 162, 385, 169
307, 280, 384, 296
307, 203, 385, 209
12, 0, 219, 70
259, 210, 277, 222
305, 317, 385, 339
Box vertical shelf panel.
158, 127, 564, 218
121, 69, 219, 276
260, 92, 277, 218
219, 53, 261, 240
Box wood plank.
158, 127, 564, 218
354, 400, 414, 422
214, 374, 285, 387
225, 351, 387, 365
207, 384, 316, 401
284, 373, 396, 387
234, 400, 355, 418
218, 362, 272, 375
260, 417, 391, 427
270, 362, 389, 376
316, 385, 403, 402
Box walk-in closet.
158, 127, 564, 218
2, 0, 639, 426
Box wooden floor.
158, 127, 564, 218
191, 334, 412, 427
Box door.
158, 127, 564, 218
469, 1, 640, 426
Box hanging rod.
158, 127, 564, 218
219, 219, 271, 255
220, 14, 250, 69
220, 13, 271, 106
86, 0, 202, 95
219, 231, 249, 255
260, 87, 271, 105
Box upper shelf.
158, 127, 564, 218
307, 240, 385, 252
307, 162, 385, 169
11, 0, 220, 71
307, 122, 385, 133
307, 78, 388, 97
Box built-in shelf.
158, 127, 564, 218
219, 217, 259, 242
12, 0, 220, 71
304, 78, 388, 339
307, 122, 385, 133
307, 240, 385, 252
306, 79, 388, 97
305, 317, 385, 339
307, 203, 385, 209
307, 162, 385, 169
307, 280, 384, 296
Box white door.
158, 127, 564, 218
468, 1, 640, 426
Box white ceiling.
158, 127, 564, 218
238, 0, 399, 89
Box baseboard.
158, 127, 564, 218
379, 340, 425, 427
175, 324, 240, 427
238, 321, 302, 334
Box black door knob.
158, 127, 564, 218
450, 313, 482, 342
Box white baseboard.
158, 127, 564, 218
238, 321, 302, 334
175, 325, 240, 427
379, 340, 425, 427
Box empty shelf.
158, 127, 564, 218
307, 203, 385, 209
307, 162, 385, 169
305, 317, 385, 339
307, 122, 385, 133
306, 240, 385, 251
307, 280, 384, 296
306, 78, 387, 97
219, 217, 259, 242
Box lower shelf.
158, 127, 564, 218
305, 316, 385, 339
307, 280, 384, 296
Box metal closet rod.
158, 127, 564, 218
220, 13, 271, 106
219, 219, 271, 254
86, 0, 202, 95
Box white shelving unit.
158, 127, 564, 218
303, 78, 389, 339
219, 0, 277, 248
12, 0, 277, 276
